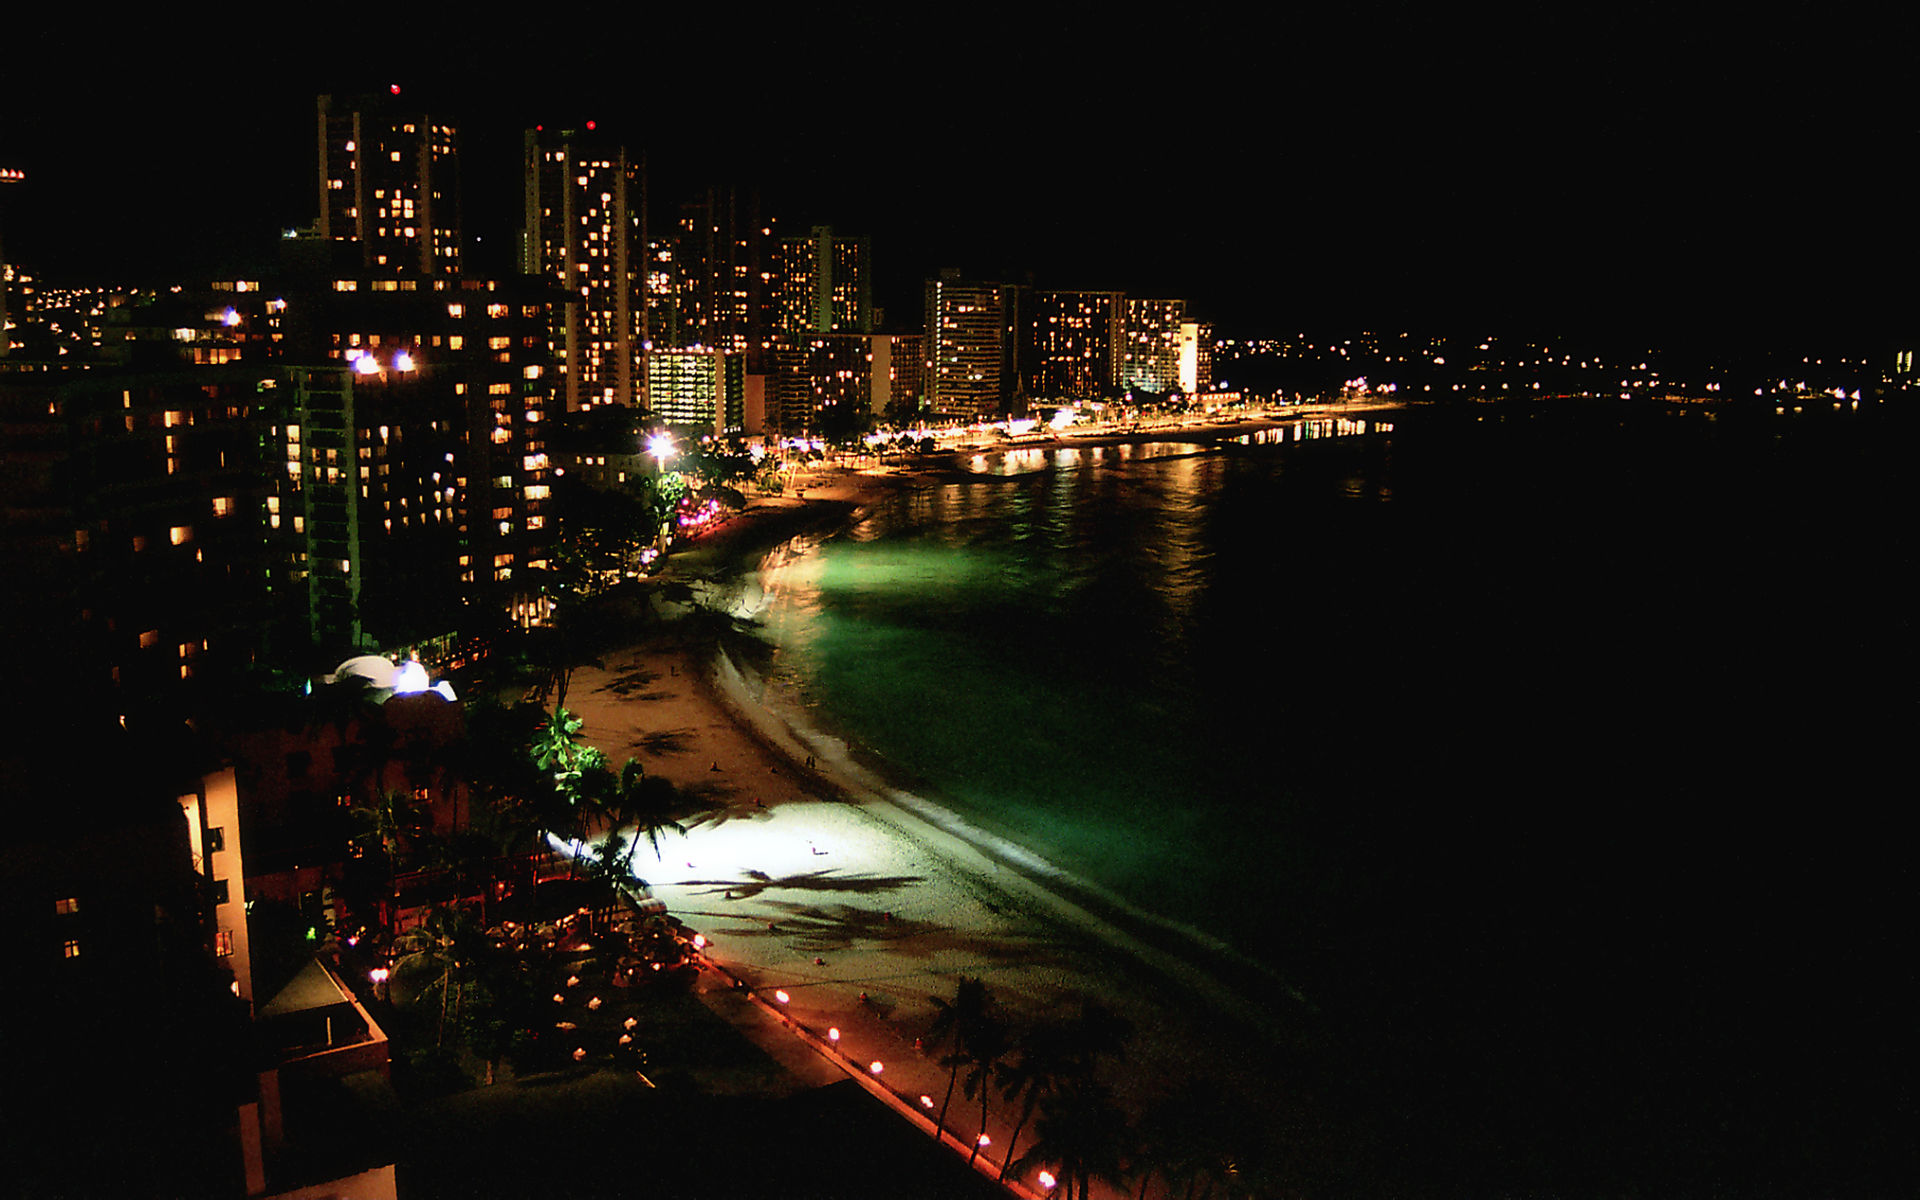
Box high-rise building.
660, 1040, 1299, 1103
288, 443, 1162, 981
522, 128, 645, 412
0, 269, 558, 714
1024, 289, 1123, 399
774, 226, 872, 337
924, 272, 1017, 420
1177, 321, 1214, 395
647, 348, 744, 436
316, 93, 463, 276
1118, 297, 1187, 394
285, 275, 556, 639
648, 187, 774, 358
765, 332, 911, 435
0, 164, 22, 360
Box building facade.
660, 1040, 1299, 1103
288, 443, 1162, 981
774, 225, 872, 337
521, 128, 645, 412
647, 347, 744, 435
1023, 289, 1123, 399
924, 272, 1017, 420
316, 93, 462, 276
648, 186, 774, 359
1117, 296, 1187, 394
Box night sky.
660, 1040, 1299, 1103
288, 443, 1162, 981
3, 6, 1913, 344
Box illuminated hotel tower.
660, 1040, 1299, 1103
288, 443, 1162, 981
924, 271, 1017, 420
774, 226, 872, 336
522, 127, 645, 411
317, 92, 463, 275
1118, 296, 1187, 393
649, 186, 774, 359
1024, 289, 1122, 399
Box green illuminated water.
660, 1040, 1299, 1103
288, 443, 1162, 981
743, 405, 1910, 1197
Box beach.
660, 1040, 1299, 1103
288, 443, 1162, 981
556, 438, 1363, 1197
539, 398, 1917, 1200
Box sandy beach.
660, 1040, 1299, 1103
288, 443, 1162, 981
560, 416, 1393, 1196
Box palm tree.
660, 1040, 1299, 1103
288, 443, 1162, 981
961, 1013, 1012, 1168
926, 976, 995, 1144
609, 758, 684, 866
997, 1023, 1073, 1181
1010, 1077, 1134, 1200
583, 829, 637, 898
352, 787, 426, 940
391, 903, 489, 1046
997, 999, 1133, 1182
532, 707, 607, 802
422, 829, 506, 926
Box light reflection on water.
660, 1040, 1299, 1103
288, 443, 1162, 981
740, 402, 1909, 1196
750, 426, 1395, 943
963, 440, 1212, 475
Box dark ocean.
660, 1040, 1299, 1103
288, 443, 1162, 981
751, 401, 1912, 1197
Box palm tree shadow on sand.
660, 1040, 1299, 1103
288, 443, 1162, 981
721, 899, 1070, 963
675, 793, 840, 830
689, 867, 924, 901
626, 727, 697, 756
595, 666, 662, 697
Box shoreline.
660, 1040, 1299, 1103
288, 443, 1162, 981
557, 399, 1904, 1199
555, 420, 1398, 1194
564, 636, 1345, 1197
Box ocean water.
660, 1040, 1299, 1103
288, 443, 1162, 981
749, 403, 1911, 1197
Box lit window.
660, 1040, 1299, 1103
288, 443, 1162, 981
63, 939, 81, 960
55, 897, 79, 916
215, 931, 234, 957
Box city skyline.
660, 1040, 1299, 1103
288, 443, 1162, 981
2, 9, 1913, 346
